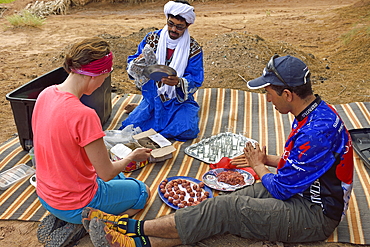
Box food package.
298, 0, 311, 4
110, 129, 176, 172
110, 143, 149, 172
132, 128, 176, 163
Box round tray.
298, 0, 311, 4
202, 168, 254, 191
158, 176, 213, 210
143, 64, 177, 81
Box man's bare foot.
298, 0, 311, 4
124, 103, 139, 114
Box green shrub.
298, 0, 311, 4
5, 10, 45, 28
0, 0, 16, 3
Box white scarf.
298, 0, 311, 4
156, 1, 195, 100
156, 25, 190, 78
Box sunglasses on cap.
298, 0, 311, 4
266, 54, 290, 88
266, 54, 311, 87
167, 19, 187, 31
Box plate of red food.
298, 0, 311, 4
202, 168, 255, 191
158, 176, 213, 210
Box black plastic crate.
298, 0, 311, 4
6, 67, 112, 151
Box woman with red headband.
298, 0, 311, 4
31, 37, 152, 247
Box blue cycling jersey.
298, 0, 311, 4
262, 95, 354, 221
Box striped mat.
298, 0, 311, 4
0, 88, 369, 245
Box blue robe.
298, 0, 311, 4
120, 29, 204, 142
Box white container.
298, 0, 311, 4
0, 164, 36, 190
110, 143, 133, 161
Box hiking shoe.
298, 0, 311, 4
81, 207, 129, 235
89, 217, 136, 247
45, 223, 87, 247
37, 214, 67, 244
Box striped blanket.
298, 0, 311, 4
0, 88, 369, 244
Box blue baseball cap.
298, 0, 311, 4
247, 55, 310, 89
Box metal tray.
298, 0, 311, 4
143, 65, 176, 81
185, 133, 258, 164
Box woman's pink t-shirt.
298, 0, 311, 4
32, 85, 105, 210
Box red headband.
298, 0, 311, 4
71, 51, 113, 76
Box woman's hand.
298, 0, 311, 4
128, 148, 152, 163
85, 140, 152, 182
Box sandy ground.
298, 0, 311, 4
0, 0, 369, 246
